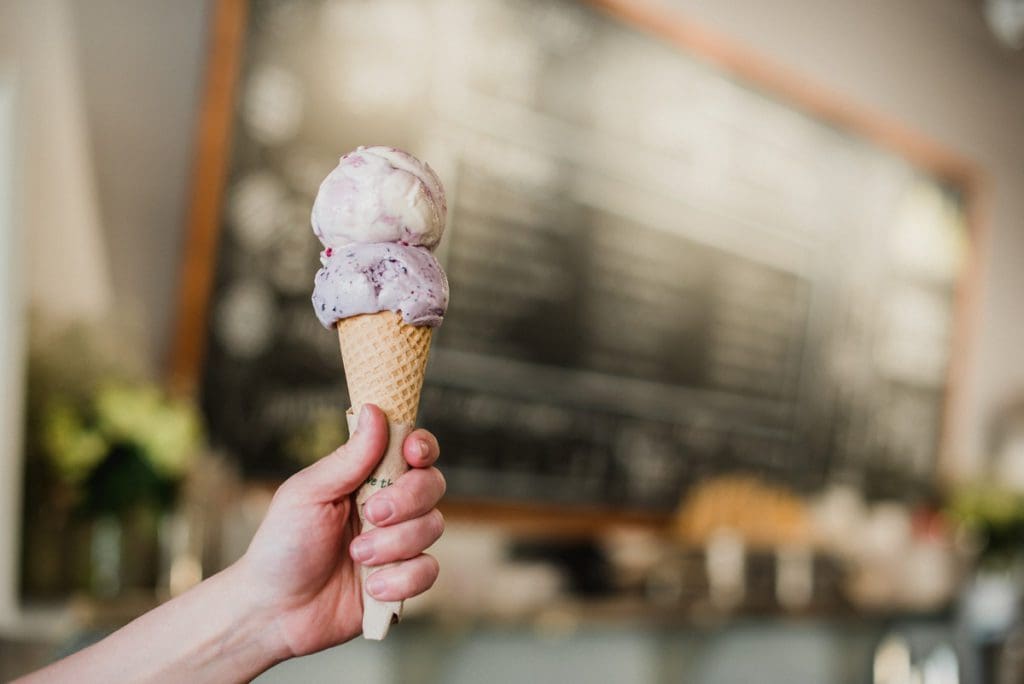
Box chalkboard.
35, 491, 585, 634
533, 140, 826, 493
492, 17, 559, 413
184, 0, 977, 511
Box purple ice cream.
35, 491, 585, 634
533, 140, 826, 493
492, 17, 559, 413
312, 242, 449, 328
310, 146, 449, 329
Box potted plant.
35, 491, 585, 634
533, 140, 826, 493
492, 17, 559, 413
37, 382, 202, 598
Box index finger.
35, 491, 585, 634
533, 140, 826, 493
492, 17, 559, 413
402, 429, 440, 468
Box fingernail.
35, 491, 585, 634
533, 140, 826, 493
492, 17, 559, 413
367, 574, 389, 598
351, 538, 373, 563
417, 439, 430, 460
358, 405, 372, 431
365, 498, 394, 524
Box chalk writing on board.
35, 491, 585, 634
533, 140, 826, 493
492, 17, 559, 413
199, 0, 965, 508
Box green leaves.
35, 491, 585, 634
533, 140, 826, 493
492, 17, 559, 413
948, 485, 1024, 565
42, 400, 109, 483
40, 382, 203, 514
94, 384, 201, 479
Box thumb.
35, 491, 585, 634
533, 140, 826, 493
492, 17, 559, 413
288, 404, 388, 503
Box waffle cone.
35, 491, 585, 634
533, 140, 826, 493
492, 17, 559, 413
336, 310, 433, 639
336, 310, 433, 423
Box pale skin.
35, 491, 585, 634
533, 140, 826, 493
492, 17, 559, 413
16, 405, 446, 683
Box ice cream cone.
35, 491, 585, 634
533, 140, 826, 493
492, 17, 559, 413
310, 146, 448, 640
337, 310, 433, 424
337, 310, 433, 639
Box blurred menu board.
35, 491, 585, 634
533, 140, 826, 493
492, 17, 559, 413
199, 0, 969, 510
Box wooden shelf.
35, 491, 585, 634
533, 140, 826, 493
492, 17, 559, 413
439, 499, 671, 538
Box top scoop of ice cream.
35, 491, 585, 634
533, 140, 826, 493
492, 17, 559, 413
311, 146, 446, 250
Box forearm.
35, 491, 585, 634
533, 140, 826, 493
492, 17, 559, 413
17, 563, 288, 684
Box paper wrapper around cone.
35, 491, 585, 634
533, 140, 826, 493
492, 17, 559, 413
337, 310, 433, 640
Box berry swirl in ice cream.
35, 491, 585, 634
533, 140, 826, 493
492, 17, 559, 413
311, 146, 447, 249
312, 242, 449, 328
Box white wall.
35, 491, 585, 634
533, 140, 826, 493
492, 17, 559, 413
18, 0, 114, 325
68, 0, 210, 367
0, 0, 24, 633
0, 65, 25, 632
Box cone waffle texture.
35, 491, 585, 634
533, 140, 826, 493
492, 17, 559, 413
336, 310, 433, 424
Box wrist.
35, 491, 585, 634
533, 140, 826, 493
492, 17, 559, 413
216, 560, 292, 671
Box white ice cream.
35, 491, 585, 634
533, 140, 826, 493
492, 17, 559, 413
310, 146, 446, 250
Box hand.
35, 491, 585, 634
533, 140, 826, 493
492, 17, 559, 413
236, 405, 445, 658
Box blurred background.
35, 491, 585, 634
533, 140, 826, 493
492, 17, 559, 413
2, 0, 1024, 681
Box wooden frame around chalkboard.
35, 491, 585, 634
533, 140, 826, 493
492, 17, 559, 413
168, 0, 987, 532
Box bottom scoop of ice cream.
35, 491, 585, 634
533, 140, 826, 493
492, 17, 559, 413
312, 242, 449, 328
